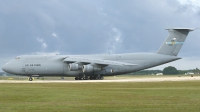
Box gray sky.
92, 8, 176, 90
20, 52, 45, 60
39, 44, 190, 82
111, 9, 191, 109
0, 0, 200, 71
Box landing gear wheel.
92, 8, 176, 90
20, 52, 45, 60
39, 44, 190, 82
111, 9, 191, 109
29, 77, 33, 81
79, 77, 83, 80
84, 76, 89, 80
90, 76, 95, 80
75, 77, 79, 80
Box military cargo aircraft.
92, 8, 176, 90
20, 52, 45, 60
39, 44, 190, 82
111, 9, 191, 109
2, 28, 196, 81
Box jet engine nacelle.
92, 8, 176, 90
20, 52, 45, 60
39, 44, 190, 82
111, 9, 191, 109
82, 65, 101, 73
68, 63, 79, 71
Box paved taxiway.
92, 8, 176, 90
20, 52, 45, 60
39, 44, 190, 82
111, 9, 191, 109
0, 76, 200, 83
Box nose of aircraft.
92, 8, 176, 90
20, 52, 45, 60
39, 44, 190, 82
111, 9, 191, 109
2, 64, 9, 72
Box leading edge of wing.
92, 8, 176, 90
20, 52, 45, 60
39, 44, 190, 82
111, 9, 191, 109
63, 57, 137, 66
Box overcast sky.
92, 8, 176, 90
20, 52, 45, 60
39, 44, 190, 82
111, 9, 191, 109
0, 0, 200, 71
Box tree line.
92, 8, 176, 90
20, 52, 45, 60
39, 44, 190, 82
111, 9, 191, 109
132, 66, 200, 75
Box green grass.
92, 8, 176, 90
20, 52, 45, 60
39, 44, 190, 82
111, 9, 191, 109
1, 81, 200, 112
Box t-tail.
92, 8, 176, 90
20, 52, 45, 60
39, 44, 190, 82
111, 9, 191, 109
157, 28, 196, 56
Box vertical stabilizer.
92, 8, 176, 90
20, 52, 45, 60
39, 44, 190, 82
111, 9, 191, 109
157, 28, 195, 56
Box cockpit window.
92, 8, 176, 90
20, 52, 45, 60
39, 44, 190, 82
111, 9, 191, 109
15, 57, 20, 59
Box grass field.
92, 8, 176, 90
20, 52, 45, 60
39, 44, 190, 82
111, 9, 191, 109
1, 81, 200, 112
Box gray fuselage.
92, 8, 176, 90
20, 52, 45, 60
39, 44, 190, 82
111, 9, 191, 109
2, 53, 180, 77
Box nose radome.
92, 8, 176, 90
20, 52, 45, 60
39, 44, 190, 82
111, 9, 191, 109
2, 64, 9, 72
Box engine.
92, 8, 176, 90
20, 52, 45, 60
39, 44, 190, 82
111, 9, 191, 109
68, 63, 79, 71
82, 65, 101, 73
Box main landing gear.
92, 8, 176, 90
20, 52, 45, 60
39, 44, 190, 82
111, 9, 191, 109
75, 76, 89, 80
90, 76, 104, 80
75, 75, 104, 80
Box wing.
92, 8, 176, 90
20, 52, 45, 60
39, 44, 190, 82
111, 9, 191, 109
63, 57, 137, 66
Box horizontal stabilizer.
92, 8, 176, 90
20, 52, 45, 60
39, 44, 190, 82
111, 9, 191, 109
165, 28, 197, 31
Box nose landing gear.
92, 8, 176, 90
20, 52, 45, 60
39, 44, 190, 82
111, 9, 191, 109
29, 77, 33, 81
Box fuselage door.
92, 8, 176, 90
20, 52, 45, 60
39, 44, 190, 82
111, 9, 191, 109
24, 64, 29, 73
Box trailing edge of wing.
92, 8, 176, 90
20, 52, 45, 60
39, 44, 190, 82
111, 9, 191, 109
63, 57, 137, 66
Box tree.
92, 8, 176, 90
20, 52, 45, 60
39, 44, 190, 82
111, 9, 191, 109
163, 66, 179, 75
194, 68, 200, 74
